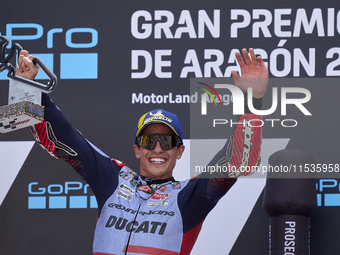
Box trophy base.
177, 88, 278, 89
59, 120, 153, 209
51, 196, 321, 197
0, 100, 44, 133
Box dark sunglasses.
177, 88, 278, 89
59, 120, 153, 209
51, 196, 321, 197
136, 134, 182, 151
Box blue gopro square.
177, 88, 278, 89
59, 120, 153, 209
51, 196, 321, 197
60, 53, 98, 79
90, 195, 98, 208
324, 194, 340, 206
69, 196, 87, 209
49, 196, 67, 209
28, 196, 46, 209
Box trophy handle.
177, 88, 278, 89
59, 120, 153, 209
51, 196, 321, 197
0, 36, 22, 69
0, 36, 11, 73
7, 56, 57, 93
0, 35, 57, 93
32, 57, 57, 92
0, 36, 9, 62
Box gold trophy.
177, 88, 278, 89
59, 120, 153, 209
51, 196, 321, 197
0, 36, 57, 133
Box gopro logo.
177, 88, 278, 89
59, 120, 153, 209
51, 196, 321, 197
28, 181, 97, 209
0, 23, 98, 80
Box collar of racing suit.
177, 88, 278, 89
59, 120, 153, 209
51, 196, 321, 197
140, 175, 176, 185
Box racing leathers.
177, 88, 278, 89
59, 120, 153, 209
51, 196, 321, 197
30, 93, 262, 255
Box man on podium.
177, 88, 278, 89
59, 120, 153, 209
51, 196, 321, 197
17, 48, 268, 255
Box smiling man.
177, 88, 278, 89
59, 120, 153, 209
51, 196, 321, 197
17, 47, 268, 255
134, 111, 185, 180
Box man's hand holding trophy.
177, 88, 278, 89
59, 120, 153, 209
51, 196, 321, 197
0, 35, 57, 133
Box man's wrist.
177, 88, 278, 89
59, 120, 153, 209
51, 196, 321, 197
244, 92, 263, 113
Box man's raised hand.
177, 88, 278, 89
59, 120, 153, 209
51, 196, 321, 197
231, 48, 268, 98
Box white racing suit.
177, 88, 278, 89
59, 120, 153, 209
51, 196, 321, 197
30, 93, 262, 255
